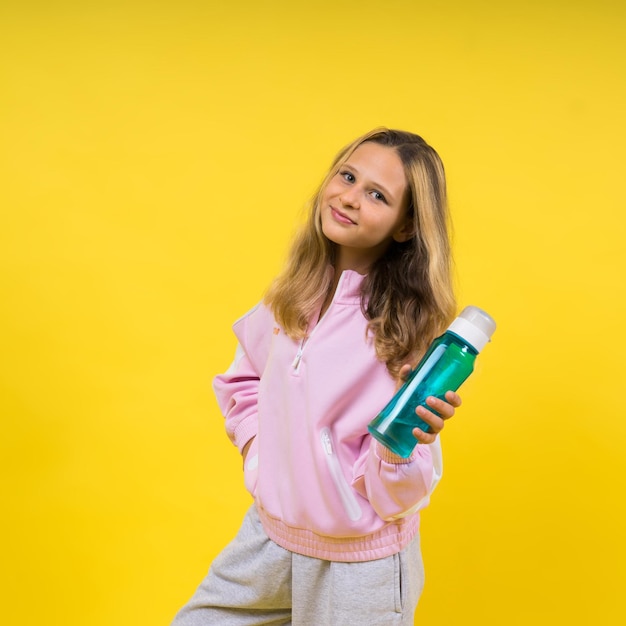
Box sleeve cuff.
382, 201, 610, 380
375, 441, 416, 464
234, 419, 259, 455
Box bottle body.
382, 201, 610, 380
368, 331, 478, 458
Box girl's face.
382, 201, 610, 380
320, 142, 412, 272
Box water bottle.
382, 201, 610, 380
368, 306, 496, 458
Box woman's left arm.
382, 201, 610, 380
352, 382, 461, 521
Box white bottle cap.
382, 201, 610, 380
447, 306, 496, 353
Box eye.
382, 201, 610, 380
339, 170, 355, 183
370, 190, 387, 203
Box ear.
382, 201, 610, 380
392, 216, 414, 243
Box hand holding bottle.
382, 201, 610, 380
395, 363, 462, 446
369, 306, 496, 457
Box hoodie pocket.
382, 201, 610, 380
243, 436, 259, 497
320, 428, 362, 522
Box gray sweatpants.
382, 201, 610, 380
171, 505, 424, 626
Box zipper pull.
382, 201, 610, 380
292, 336, 308, 370
321, 429, 333, 455
292, 346, 304, 369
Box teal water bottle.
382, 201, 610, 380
368, 306, 496, 458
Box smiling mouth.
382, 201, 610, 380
331, 207, 356, 225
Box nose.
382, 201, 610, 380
340, 188, 360, 209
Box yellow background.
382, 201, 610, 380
1, 1, 625, 624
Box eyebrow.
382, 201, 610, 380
341, 162, 396, 203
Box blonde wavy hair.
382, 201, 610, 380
264, 128, 456, 377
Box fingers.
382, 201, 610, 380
424, 395, 456, 419
415, 404, 445, 434
412, 392, 461, 444
399, 363, 413, 380
444, 390, 462, 408
412, 426, 438, 445
395, 363, 414, 391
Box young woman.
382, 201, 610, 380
172, 128, 461, 625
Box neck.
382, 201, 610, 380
318, 255, 369, 321
333, 247, 378, 276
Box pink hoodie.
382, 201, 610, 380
213, 270, 443, 562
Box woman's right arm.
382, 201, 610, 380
213, 342, 261, 456
212, 303, 274, 458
